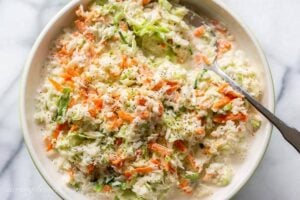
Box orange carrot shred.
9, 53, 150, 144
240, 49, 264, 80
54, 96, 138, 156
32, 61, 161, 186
93, 98, 103, 110
134, 166, 153, 174
196, 127, 205, 135
148, 143, 173, 156
213, 113, 247, 123
212, 96, 232, 110
48, 78, 63, 92
44, 137, 53, 152
174, 140, 187, 152
75, 19, 86, 33
142, 0, 151, 5
193, 26, 205, 37
217, 39, 232, 56
194, 53, 210, 65
166, 85, 180, 95
52, 123, 67, 139
138, 110, 150, 120
179, 179, 189, 188
70, 124, 78, 132
117, 110, 134, 123
88, 108, 98, 118
152, 80, 165, 91
137, 97, 147, 106
87, 164, 95, 174
186, 154, 197, 170
151, 158, 161, 165
103, 185, 112, 192
110, 156, 124, 167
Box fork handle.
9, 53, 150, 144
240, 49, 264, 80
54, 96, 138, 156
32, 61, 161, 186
212, 65, 300, 153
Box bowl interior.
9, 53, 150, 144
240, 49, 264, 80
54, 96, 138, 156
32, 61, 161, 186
20, 0, 274, 199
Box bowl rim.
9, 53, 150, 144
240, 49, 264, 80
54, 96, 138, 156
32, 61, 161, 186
19, 0, 275, 199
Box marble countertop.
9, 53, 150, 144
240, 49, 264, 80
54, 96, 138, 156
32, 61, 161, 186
0, 0, 299, 199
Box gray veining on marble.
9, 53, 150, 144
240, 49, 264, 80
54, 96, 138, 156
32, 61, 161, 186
0, 0, 299, 200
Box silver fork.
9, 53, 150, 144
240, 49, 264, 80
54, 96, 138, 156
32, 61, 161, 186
183, 6, 300, 153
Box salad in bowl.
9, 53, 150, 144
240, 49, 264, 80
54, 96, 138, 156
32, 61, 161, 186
31, 0, 267, 199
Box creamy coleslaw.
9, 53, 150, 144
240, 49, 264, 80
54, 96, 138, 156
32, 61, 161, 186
34, 0, 262, 199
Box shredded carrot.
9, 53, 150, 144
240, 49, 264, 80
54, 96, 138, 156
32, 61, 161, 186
103, 185, 112, 192
87, 164, 95, 174
88, 108, 98, 118
218, 83, 242, 98
151, 158, 161, 165
79, 88, 88, 100
193, 26, 205, 37
194, 53, 211, 65
218, 83, 229, 93
165, 80, 180, 95
66, 67, 80, 77
166, 85, 180, 95
212, 96, 232, 110
119, 21, 128, 31
212, 115, 226, 123
134, 166, 153, 174
178, 178, 193, 194
108, 118, 123, 130
139, 65, 153, 77
124, 166, 153, 179
93, 98, 103, 110
152, 80, 165, 91
52, 123, 67, 139
66, 80, 75, 90
158, 101, 164, 117
202, 55, 211, 65
217, 39, 232, 56
111, 91, 120, 99
182, 186, 193, 194
186, 154, 197, 170
142, 0, 151, 5
226, 113, 247, 121
165, 80, 178, 86
110, 155, 124, 167
119, 55, 136, 68
213, 113, 247, 123
195, 90, 205, 97
174, 140, 187, 152
138, 110, 150, 120
148, 143, 173, 156
117, 110, 134, 123
84, 32, 95, 41
179, 178, 189, 188
226, 90, 242, 99
124, 170, 133, 179
44, 137, 53, 152
70, 124, 78, 132
87, 45, 96, 58
57, 46, 70, 58
61, 73, 72, 81
48, 78, 63, 92
120, 55, 128, 68
164, 161, 176, 174
105, 112, 118, 121
75, 19, 86, 33
195, 127, 205, 135
137, 97, 147, 106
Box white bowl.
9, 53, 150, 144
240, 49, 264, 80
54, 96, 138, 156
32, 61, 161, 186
20, 0, 275, 199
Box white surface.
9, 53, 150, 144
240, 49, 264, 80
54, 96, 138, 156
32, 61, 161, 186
0, 0, 299, 200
